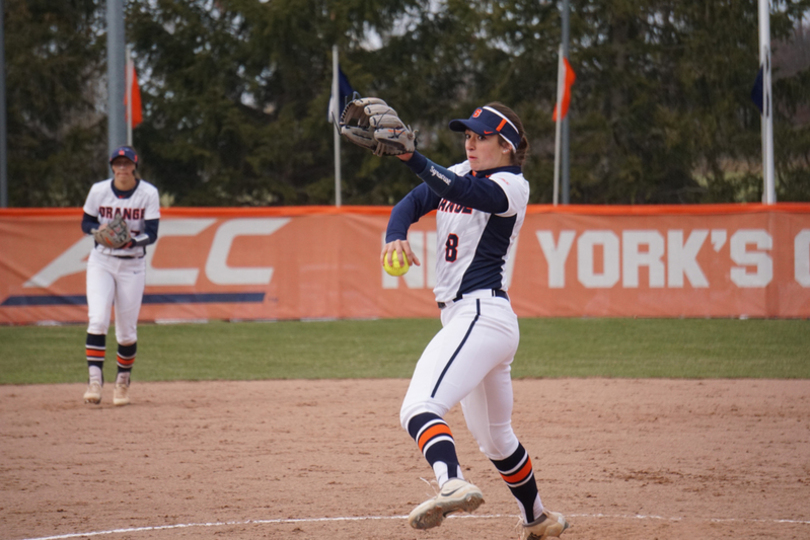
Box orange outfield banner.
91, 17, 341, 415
1, 204, 809, 324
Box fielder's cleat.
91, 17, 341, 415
83, 381, 102, 404
408, 478, 484, 530
520, 510, 570, 540
113, 383, 130, 406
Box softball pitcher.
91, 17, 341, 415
379, 103, 570, 539
80, 146, 160, 406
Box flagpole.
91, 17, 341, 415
332, 44, 342, 207
126, 46, 133, 147
106, 0, 126, 158
561, 0, 571, 204
0, 0, 8, 207
758, 0, 776, 204
553, 45, 564, 206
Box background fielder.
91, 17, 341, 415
80, 146, 160, 406
367, 102, 570, 540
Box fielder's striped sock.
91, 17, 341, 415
491, 443, 543, 523
407, 412, 462, 486
86, 333, 105, 384
116, 342, 136, 370
116, 342, 136, 385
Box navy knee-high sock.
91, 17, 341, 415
491, 443, 541, 523
407, 412, 462, 485
86, 333, 105, 383
116, 342, 136, 383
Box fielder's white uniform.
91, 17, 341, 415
83, 178, 160, 343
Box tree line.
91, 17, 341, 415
5, 0, 810, 207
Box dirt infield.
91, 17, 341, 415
2, 378, 809, 540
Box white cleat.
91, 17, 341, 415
408, 478, 484, 530
83, 381, 102, 404
520, 510, 570, 540
113, 383, 130, 406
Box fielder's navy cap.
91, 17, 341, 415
109, 146, 138, 167
449, 106, 521, 151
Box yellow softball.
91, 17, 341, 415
384, 251, 410, 277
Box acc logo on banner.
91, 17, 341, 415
25, 218, 291, 288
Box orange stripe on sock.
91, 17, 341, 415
417, 424, 453, 452
86, 349, 105, 358
501, 457, 533, 484
117, 355, 135, 367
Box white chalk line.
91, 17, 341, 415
15, 512, 810, 540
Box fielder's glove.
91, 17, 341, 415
92, 213, 132, 249
339, 97, 416, 157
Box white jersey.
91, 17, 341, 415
396, 112, 552, 528
83, 178, 161, 257
433, 160, 529, 303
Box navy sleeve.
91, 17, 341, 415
131, 218, 159, 247
442, 173, 509, 214
81, 212, 99, 235
385, 184, 440, 242
402, 151, 508, 214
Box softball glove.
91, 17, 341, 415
92, 214, 131, 249
339, 97, 416, 156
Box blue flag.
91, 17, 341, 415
751, 65, 764, 114
328, 67, 355, 123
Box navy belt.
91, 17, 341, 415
113, 254, 144, 259
438, 289, 508, 309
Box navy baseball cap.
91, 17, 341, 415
449, 106, 521, 151
109, 146, 138, 167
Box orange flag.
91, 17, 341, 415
124, 64, 143, 128
552, 57, 576, 121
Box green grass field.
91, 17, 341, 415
0, 318, 808, 385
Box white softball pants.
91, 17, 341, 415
86, 249, 146, 344
400, 292, 521, 460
